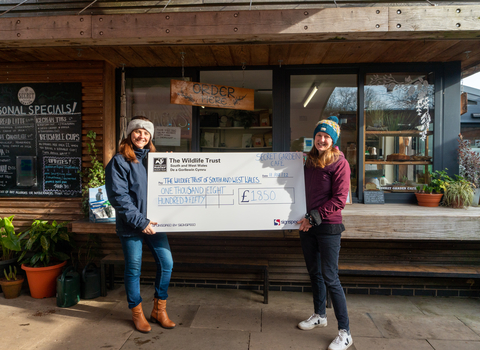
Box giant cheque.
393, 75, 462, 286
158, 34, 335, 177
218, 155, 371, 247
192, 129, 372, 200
147, 152, 306, 232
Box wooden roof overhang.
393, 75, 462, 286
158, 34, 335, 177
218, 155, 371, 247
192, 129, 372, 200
0, 5, 479, 75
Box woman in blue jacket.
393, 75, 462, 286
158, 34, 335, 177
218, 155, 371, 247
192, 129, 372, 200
105, 116, 175, 333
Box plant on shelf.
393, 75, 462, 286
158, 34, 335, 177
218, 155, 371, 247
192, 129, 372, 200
457, 133, 480, 206
415, 169, 452, 207
415, 169, 452, 194
229, 110, 257, 129
79, 131, 106, 216
443, 175, 475, 209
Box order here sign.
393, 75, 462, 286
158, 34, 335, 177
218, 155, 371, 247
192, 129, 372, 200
170, 79, 254, 111
146, 152, 306, 232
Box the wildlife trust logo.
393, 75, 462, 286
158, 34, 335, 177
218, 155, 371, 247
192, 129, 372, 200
153, 158, 167, 172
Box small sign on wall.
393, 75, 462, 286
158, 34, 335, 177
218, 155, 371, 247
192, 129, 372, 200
461, 92, 468, 115
170, 80, 254, 111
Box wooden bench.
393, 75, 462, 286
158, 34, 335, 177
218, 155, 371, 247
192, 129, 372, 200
100, 253, 270, 304
325, 262, 480, 307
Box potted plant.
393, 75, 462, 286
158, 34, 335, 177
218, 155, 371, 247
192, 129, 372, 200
415, 169, 452, 207
0, 265, 24, 299
229, 110, 257, 129
80, 131, 106, 216
0, 216, 27, 274
457, 134, 480, 206
19, 220, 75, 298
443, 175, 475, 209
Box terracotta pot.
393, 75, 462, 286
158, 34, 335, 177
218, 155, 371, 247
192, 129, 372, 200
21, 261, 67, 299
415, 193, 443, 207
0, 277, 24, 299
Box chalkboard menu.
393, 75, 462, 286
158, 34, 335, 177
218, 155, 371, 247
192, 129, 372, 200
0, 83, 82, 197
364, 190, 385, 204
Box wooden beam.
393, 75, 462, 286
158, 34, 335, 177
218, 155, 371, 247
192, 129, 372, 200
0, 6, 479, 49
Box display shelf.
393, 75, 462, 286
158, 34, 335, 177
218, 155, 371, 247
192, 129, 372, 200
365, 161, 432, 165
200, 126, 272, 130
201, 147, 272, 150
365, 130, 433, 136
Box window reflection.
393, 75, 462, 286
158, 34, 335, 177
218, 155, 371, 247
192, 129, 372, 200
126, 77, 192, 152
290, 74, 358, 195
364, 73, 435, 193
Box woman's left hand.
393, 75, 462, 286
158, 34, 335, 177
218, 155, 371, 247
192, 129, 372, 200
297, 217, 312, 232
142, 221, 158, 235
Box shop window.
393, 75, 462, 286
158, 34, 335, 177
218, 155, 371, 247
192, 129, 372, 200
364, 73, 435, 193
460, 124, 480, 149
198, 70, 273, 152
125, 77, 192, 152
290, 74, 358, 196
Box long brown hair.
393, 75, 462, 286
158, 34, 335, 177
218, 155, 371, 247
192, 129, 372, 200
305, 145, 340, 168
119, 116, 156, 163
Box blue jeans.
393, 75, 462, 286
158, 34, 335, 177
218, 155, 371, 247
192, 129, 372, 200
300, 226, 350, 331
120, 233, 173, 309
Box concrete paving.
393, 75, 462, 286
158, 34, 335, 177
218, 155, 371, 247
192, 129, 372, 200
0, 285, 479, 350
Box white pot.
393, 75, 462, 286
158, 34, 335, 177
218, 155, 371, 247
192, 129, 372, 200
472, 188, 480, 207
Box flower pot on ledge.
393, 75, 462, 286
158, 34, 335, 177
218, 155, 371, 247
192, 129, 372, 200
415, 193, 443, 207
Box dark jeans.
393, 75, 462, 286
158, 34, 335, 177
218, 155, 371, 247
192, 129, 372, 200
299, 225, 350, 331
119, 233, 173, 309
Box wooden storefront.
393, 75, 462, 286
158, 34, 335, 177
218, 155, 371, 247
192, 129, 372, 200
0, 2, 479, 295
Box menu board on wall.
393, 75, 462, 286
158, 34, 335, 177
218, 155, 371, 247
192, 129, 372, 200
0, 83, 82, 197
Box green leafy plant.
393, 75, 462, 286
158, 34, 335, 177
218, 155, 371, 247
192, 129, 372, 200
79, 131, 106, 216
416, 169, 452, 194
443, 176, 475, 209
18, 220, 75, 268
229, 110, 256, 129
0, 216, 27, 261
3, 265, 20, 281
75, 233, 101, 271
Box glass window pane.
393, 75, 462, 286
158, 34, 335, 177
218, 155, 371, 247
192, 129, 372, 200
198, 70, 273, 152
290, 74, 358, 195
364, 73, 435, 193
126, 77, 192, 152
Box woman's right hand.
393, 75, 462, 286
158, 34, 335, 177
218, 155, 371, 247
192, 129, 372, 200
297, 217, 312, 232
142, 221, 158, 235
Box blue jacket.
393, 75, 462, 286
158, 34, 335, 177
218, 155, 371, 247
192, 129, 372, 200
105, 148, 150, 237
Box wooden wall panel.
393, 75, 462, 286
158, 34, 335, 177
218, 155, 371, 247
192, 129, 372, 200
0, 60, 114, 232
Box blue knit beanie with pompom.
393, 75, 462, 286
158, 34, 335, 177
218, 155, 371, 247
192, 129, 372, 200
313, 116, 340, 144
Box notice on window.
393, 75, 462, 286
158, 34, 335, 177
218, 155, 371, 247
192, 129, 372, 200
155, 126, 181, 146
147, 152, 306, 232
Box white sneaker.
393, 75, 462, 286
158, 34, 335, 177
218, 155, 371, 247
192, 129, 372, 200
328, 329, 353, 350
297, 313, 327, 330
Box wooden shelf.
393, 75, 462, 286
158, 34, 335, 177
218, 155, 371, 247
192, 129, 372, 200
365, 160, 431, 165
365, 130, 433, 136
200, 126, 272, 130
201, 147, 272, 150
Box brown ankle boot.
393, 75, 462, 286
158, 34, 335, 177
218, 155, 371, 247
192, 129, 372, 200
131, 303, 152, 333
151, 298, 176, 329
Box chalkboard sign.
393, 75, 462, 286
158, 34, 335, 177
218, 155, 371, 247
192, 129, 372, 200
0, 83, 82, 197
364, 190, 385, 204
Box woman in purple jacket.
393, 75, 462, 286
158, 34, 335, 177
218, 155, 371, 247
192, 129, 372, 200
297, 116, 353, 350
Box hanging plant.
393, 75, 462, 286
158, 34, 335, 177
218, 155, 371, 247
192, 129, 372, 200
79, 131, 106, 216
